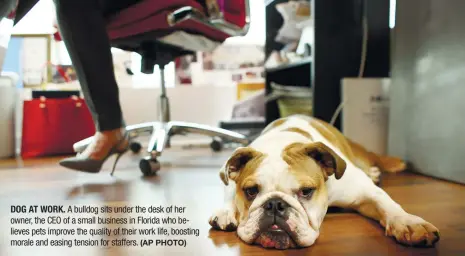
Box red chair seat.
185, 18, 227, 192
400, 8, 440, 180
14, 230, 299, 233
47, 0, 248, 48
106, 0, 246, 44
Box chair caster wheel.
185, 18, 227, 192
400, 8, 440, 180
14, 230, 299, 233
139, 158, 160, 176
130, 142, 142, 153
210, 138, 223, 152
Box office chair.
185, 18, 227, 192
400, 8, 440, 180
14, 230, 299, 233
66, 0, 252, 176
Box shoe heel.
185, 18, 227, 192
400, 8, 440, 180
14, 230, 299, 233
110, 150, 128, 176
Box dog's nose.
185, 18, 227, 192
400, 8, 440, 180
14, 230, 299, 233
263, 198, 289, 216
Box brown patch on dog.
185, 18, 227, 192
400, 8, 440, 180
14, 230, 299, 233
347, 138, 406, 173
224, 147, 266, 184
219, 172, 228, 185
377, 156, 406, 173
282, 142, 347, 181
346, 139, 379, 170
224, 148, 266, 223
281, 141, 335, 217
309, 118, 355, 161
220, 147, 267, 222
290, 170, 323, 189
235, 209, 242, 226
235, 184, 254, 224
261, 118, 288, 135
286, 160, 328, 223
282, 127, 313, 140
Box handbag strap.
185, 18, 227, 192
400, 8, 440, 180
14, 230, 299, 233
38, 95, 83, 109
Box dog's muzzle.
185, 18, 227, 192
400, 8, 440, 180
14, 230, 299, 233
254, 197, 298, 249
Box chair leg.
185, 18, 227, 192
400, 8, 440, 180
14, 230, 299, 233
168, 121, 250, 145
144, 66, 173, 158
146, 123, 170, 157
139, 66, 173, 176
158, 65, 170, 123
144, 120, 249, 160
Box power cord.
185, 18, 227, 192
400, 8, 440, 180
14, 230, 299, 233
329, 0, 368, 126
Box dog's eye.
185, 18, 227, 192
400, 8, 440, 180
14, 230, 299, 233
298, 188, 314, 198
244, 186, 259, 199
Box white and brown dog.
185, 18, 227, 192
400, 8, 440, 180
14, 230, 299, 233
209, 115, 440, 249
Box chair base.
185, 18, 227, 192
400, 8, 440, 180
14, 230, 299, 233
72, 120, 250, 175
72, 48, 251, 176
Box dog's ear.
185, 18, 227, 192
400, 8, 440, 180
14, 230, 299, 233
302, 142, 346, 180
219, 147, 263, 185
283, 142, 346, 180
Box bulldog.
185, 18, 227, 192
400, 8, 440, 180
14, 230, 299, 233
209, 115, 440, 249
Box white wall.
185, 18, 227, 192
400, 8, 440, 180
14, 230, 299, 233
118, 86, 236, 127
12, 0, 55, 35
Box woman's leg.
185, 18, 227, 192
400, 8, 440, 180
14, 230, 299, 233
54, 0, 125, 132
54, 0, 138, 171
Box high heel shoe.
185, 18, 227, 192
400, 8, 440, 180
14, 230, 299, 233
59, 132, 130, 175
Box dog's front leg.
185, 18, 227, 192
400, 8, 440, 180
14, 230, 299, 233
209, 181, 238, 232
329, 171, 440, 247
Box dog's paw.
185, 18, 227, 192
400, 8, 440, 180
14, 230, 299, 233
385, 214, 440, 247
209, 208, 237, 232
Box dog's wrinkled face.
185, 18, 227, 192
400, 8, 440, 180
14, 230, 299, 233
221, 142, 346, 249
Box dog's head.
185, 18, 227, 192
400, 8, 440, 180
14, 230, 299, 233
220, 142, 347, 249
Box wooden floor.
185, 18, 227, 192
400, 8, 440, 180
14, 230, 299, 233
1, 146, 464, 256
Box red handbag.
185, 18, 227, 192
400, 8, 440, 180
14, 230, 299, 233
20, 96, 96, 158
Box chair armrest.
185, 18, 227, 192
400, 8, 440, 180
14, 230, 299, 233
168, 0, 250, 37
